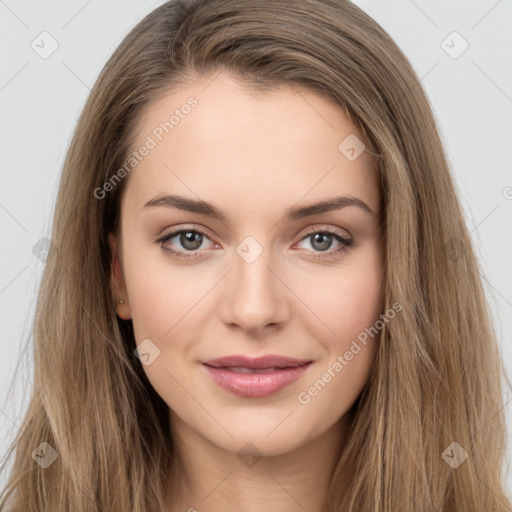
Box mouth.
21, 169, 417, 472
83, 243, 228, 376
212, 366, 299, 374
201, 355, 313, 398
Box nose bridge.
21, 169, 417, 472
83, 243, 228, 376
236, 241, 275, 294
219, 234, 289, 332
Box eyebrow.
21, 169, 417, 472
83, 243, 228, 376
143, 194, 376, 222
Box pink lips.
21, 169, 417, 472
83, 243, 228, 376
201, 355, 313, 398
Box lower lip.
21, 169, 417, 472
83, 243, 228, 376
202, 363, 312, 398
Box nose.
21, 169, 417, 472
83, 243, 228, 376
218, 245, 291, 335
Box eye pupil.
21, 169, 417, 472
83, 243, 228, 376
181, 231, 203, 250
311, 233, 332, 251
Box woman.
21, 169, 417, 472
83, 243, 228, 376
1, 0, 510, 510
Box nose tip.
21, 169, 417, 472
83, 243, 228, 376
218, 250, 290, 334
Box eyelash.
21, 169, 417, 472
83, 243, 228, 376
155, 226, 353, 261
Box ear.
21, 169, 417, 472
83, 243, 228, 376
108, 232, 132, 320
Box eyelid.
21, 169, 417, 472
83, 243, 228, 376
298, 224, 352, 241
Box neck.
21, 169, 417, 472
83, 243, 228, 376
165, 411, 353, 512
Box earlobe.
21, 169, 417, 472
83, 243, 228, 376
108, 232, 132, 320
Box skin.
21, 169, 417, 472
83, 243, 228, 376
109, 71, 384, 512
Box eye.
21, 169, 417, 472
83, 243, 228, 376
156, 225, 353, 260
156, 227, 217, 259
295, 228, 353, 260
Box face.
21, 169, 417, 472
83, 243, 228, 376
109, 72, 384, 457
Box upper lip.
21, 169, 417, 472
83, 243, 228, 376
202, 355, 312, 369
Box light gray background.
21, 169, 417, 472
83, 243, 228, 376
1, 0, 511, 499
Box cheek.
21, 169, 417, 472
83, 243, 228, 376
121, 239, 200, 340
121, 241, 220, 403
310, 242, 384, 345
295, 244, 383, 415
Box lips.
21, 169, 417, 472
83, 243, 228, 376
218, 366, 285, 374
201, 355, 313, 397
202, 355, 311, 370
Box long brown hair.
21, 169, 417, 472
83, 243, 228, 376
1, 0, 510, 510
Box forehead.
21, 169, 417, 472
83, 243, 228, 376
122, 72, 380, 218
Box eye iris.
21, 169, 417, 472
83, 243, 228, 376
181, 231, 203, 250
311, 233, 332, 251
